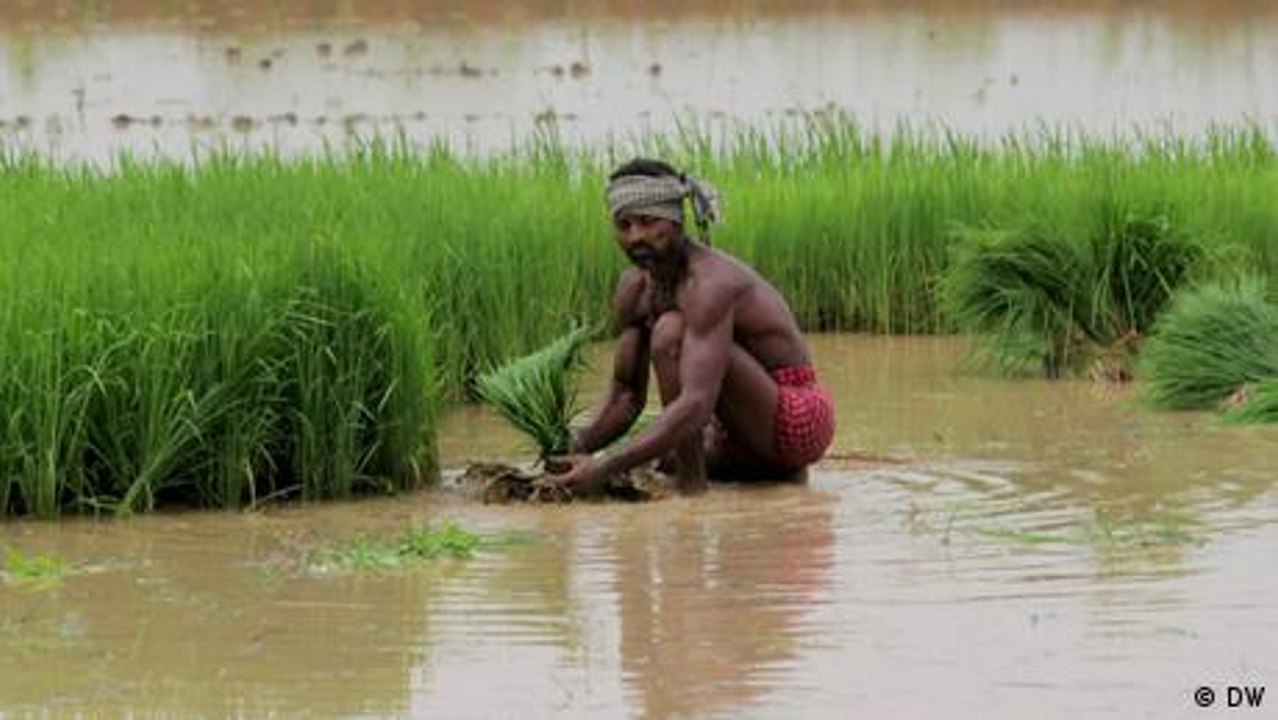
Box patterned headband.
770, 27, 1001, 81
605, 173, 722, 241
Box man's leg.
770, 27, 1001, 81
650, 311, 707, 493
708, 345, 808, 480
652, 311, 796, 482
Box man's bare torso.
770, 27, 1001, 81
616, 245, 811, 371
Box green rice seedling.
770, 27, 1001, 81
1090, 205, 1202, 338
973, 508, 1204, 551
270, 249, 438, 503
1086, 506, 1205, 550
943, 205, 1202, 378
1222, 378, 1278, 424
397, 521, 483, 559
2, 546, 70, 587
0, 306, 119, 517
1084, 205, 1204, 379
973, 526, 1071, 546
474, 324, 594, 459
4, 120, 1278, 515
82, 309, 241, 515
1141, 279, 1278, 410
942, 223, 1089, 376
302, 521, 532, 575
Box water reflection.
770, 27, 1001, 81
612, 489, 834, 716
0, 510, 437, 716
2, 2, 1277, 163
813, 336, 1278, 523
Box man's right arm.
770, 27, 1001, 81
570, 271, 650, 454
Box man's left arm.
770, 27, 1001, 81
595, 279, 738, 478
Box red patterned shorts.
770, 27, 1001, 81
771, 365, 835, 468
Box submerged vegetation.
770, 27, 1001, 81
3, 119, 1278, 515
301, 521, 535, 575
973, 510, 1205, 551
2, 546, 71, 587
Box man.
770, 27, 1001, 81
549, 158, 834, 496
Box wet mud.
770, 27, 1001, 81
449, 461, 672, 503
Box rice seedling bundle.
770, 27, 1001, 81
473, 324, 594, 459
941, 223, 1088, 376
1222, 379, 1278, 424
941, 205, 1203, 377
1140, 280, 1278, 411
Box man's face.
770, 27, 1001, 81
613, 211, 682, 268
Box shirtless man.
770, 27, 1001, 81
548, 158, 835, 496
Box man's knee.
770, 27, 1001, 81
650, 311, 685, 363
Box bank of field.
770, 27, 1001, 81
2, 123, 1276, 516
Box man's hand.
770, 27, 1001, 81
542, 454, 611, 498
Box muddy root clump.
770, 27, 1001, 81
455, 462, 671, 504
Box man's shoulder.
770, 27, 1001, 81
614, 267, 647, 300
693, 249, 753, 295
611, 268, 648, 318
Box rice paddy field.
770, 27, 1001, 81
3, 122, 1277, 516
3, 2, 1278, 718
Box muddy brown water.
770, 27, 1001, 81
2, 335, 1276, 718
2, 1, 1277, 163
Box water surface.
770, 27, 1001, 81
3, 335, 1275, 718
2, 1, 1276, 163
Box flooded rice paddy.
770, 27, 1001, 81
2, 336, 1276, 718
3, 1, 1278, 716
2, 1, 1278, 162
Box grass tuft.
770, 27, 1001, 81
474, 324, 594, 459
2, 546, 71, 587
1140, 279, 1278, 411
943, 206, 1202, 378
302, 521, 535, 575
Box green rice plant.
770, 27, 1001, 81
0, 307, 119, 517
942, 205, 1202, 377
302, 521, 535, 575
474, 324, 594, 459
3, 120, 1278, 515
397, 521, 484, 559
1222, 378, 1278, 424
80, 309, 243, 514
942, 223, 1087, 376
1091, 205, 1202, 341
1141, 279, 1278, 410
973, 508, 1204, 550
2, 546, 70, 587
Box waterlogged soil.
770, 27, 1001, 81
2, 2, 1278, 162
3, 335, 1277, 718
447, 461, 672, 503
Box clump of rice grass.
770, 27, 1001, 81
942, 223, 1085, 377
0, 242, 438, 517
943, 205, 1202, 378
1141, 279, 1278, 412
1222, 379, 1278, 424
303, 521, 535, 575
2, 546, 71, 588
473, 324, 594, 459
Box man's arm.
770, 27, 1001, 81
596, 276, 738, 477
570, 271, 650, 454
